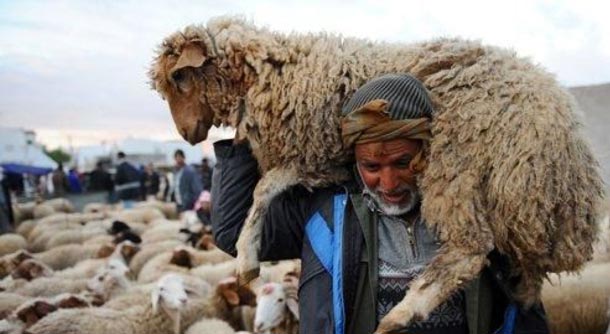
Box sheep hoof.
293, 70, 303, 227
237, 267, 260, 285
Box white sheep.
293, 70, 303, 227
135, 200, 178, 219
138, 246, 232, 283
15, 219, 36, 240
53, 241, 139, 279
11, 276, 89, 297
0, 250, 32, 279
43, 198, 75, 213
253, 276, 299, 334
190, 260, 237, 286
27, 243, 108, 271
0, 318, 23, 334
27, 273, 208, 334
0, 234, 26, 257
0, 292, 28, 319
110, 207, 165, 225
185, 318, 237, 334
129, 240, 184, 276
32, 203, 55, 219
86, 258, 133, 301
43, 227, 107, 250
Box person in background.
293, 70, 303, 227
67, 168, 83, 193
200, 157, 213, 191
114, 151, 141, 208
169, 149, 203, 212
51, 162, 69, 197
141, 163, 161, 200
88, 161, 114, 202
0, 167, 14, 233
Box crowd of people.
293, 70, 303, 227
0, 149, 214, 232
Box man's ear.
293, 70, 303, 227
170, 42, 207, 80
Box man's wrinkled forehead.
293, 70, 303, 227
355, 139, 421, 159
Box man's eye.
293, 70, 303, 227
362, 164, 379, 171
395, 160, 411, 168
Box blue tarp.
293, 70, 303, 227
1, 163, 53, 176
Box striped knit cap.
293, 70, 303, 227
342, 74, 434, 119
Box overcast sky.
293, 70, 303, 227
1, 0, 609, 149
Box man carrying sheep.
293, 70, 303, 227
212, 74, 550, 334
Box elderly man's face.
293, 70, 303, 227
355, 138, 421, 215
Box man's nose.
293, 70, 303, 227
379, 168, 399, 192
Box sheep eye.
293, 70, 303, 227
278, 298, 284, 303
172, 70, 186, 83
98, 276, 103, 282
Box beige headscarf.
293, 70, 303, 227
341, 99, 432, 173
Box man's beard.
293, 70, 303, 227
363, 183, 420, 216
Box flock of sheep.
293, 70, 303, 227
1, 196, 609, 333
0, 198, 299, 334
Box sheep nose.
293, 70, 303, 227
255, 322, 265, 332
179, 297, 187, 305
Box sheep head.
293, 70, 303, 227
149, 26, 231, 145
254, 277, 299, 333
11, 259, 53, 281
169, 247, 193, 269
15, 300, 57, 328
216, 276, 257, 309
149, 17, 291, 144
151, 273, 189, 314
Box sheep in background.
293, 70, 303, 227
10, 276, 89, 297
86, 258, 133, 301
149, 17, 603, 332
542, 261, 610, 334
32, 203, 54, 219
110, 207, 165, 224
0, 235, 26, 257
0, 318, 23, 334
27, 273, 253, 334
53, 241, 140, 279
9, 292, 99, 329
15, 220, 36, 240
27, 273, 196, 334
185, 318, 237, 334
138, 246, 233, 283
254, 275, 299, 334
10, 259, 53, 281
129, 240, 184, 276
0, 292, 28, 319
135, 200, 178, 219
0, 250, 32, 279
43, 198, 75, 213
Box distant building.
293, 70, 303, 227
73, 129, 233, 171
0, 127, 56, 173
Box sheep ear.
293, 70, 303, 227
170, 43, 206, 77
222, 289, 240, 306
286, 298, 299, 320
151, 288, 161, 314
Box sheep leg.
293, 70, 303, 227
375, 249, 489, 334
236, 167, 300, 284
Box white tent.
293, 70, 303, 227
0, 127, 56, 172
